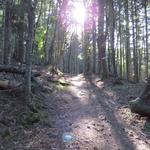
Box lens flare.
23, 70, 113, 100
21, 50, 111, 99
71, 2, 86, 25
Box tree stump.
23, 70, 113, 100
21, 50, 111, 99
129, 97, 150, 116
129, 77, 150, 116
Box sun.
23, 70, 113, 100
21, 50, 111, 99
71, 2, 86, 25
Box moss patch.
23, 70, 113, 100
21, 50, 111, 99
22, 99, 48, 127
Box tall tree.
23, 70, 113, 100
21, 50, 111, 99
13, 0, 26, 63
97, 0, 108, 79
118, 0, 123, 78
124, 0, 130, 80
92, 0, 97, 74
3, 0, 13, 64
144, 0, 149, 78
131, 0, 139, 82
83, 1, 92, 74
109, 0, 117, 76
25, 0, 35, 104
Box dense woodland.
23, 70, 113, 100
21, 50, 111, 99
1, 0, 150, 149
0, 0, 150, 100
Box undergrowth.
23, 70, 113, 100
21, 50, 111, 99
22, 97, 48, 128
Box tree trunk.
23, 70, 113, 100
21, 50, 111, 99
25, 0, 34, 104
144, 1, 149, 78
109, 0, 117, 76
132, 0, 139, 82
14, 29, 24, 63
3, 0, 13, 64
83, 1, 91, 75
92, 1, 97, 74
125, 0, 130, 80
118, 0, 122, 78
97, 0, 108, 79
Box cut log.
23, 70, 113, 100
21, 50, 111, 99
140, 77, 150, 100
129, 97, 150, 116
129, 77, 150, 116
0, 80, 21, 89
0, 80, 9, 89
0, 65, 41, 77
0, 65, 25, 74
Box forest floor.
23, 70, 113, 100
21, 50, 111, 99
1, 71, 150, 150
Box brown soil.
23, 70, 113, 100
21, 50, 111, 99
1, 74, 150, 150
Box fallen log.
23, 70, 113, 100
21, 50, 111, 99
0, 65, 41, 90
0, 65, 41, 77
140, 77, 150, 100
0, 80, 10, 89
0, 77, 45, 92
0, 80, 22, 89
129, 77, 150, 116
0, 65, 56, 92
0, 65, 25, 74
129, 97, 150, 116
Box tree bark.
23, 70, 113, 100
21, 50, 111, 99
132, 0, 139, 82
25, 0, 34, 104
83, 1, 91, 75
97, 0, 108, 79
92, 1, 97, 74
144, 1, 149, 78
109, 0, 117, 76
118, 0, 122, 78
125, 0, 130, 80
3, 0, 13, 64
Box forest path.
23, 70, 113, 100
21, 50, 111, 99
52, 74, 149, 150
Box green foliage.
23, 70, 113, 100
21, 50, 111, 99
51, 16, 57, 22
35, 26, 47, 59
55, 79, 70, 91
56, 83, 68, 91
23, 110, 40, 126
22, 99, 48, 127
0, 10, 3, 27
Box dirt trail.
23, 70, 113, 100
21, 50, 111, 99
1, 74, 150, 150
52, 75, 150, 150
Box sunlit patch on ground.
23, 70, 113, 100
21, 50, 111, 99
68, 74, 85, 86
73, 118, 97, 140
118, 107, 135, 123
65, 117, 112, 149
42, 76, 150, 149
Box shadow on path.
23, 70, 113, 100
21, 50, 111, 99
55, 75, 137, 149
86, 76, 136, 150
